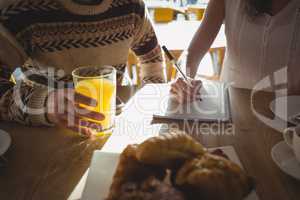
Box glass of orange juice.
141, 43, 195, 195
72, 66, 116, 137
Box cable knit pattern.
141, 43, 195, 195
0, 0, 165, 126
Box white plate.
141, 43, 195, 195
0, 129, 11, 156
271, 141, 300, 180
82, 146, 258, 200
269, 96, 300, 124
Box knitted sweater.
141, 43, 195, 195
0, 0, 165, 126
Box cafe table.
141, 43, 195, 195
154, 21, 226, 51
145, 0, 208, 11
0, 85, 300, 200
145, 0, 185, 11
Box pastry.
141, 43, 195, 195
115, 176, 186, 200
107, 145, 166, 200
106, 133, 254, 200
175, 154, 255, 200
136, 133, 206, 168
210, 149, 230, 160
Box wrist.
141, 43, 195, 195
26, 86, 54, 126
186, 70, 196, 79
46, 90, 57, 124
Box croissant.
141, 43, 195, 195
136, 133, 206, 168
116, 176, 187, 200
175, 154, 255, 200
107, 145, 166, 200
107, 134, 255, 200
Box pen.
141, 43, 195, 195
162, 46, 193, 87
162, 45, 202, 101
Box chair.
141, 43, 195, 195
165, 50, 182, 82
154, 7, 175, 23
208, 47, 226, 80
154, 7, 189, 23
126, 50, 181, 86
197, 47, 226, 80
186, 6, 205, 20
127, 51, 141, 86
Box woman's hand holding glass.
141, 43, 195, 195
46, 88, 105, 137
170, 78, 202, 104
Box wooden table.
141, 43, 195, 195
0, 85, 300, 200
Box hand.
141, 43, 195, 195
170, 77, 202, 104
47, 88, 104, 137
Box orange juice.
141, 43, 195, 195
75, 78, 116, 136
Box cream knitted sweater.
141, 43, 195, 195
0, 0, 165, 126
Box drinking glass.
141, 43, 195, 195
72, 66, 116, 137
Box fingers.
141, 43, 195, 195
74, 92, 97, 107
63, 98, 105, 122
57, 100, 104, 135
61, 103, 104, 130
68, 125, 93, 137
170, 78, 202, 104
191, 79, 202, 87
170, 82, 180, 95
171, 80, 186, 103
52, 89, 98, 110
177, 78, 193, 95
58, 117, 102, 137
61, 115, 102, 129
191, 80, 202, 95
171, 84, 191, 104
177, 78, 200, 95
171, 78, 190, 96
74, 104, 105, 121
49, 89, 106, 137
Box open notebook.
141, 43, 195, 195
153, 81, 231, 122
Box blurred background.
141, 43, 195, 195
123, 0, 226, 86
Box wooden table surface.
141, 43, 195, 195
0, 85, 300, 200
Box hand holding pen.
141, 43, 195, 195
162, 46, 202, 104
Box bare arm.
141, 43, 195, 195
186, 0, 225, 78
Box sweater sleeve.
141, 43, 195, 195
131, 1, 166, 84
0, 24, 52, 126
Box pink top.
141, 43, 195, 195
221, 0, 300, 94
